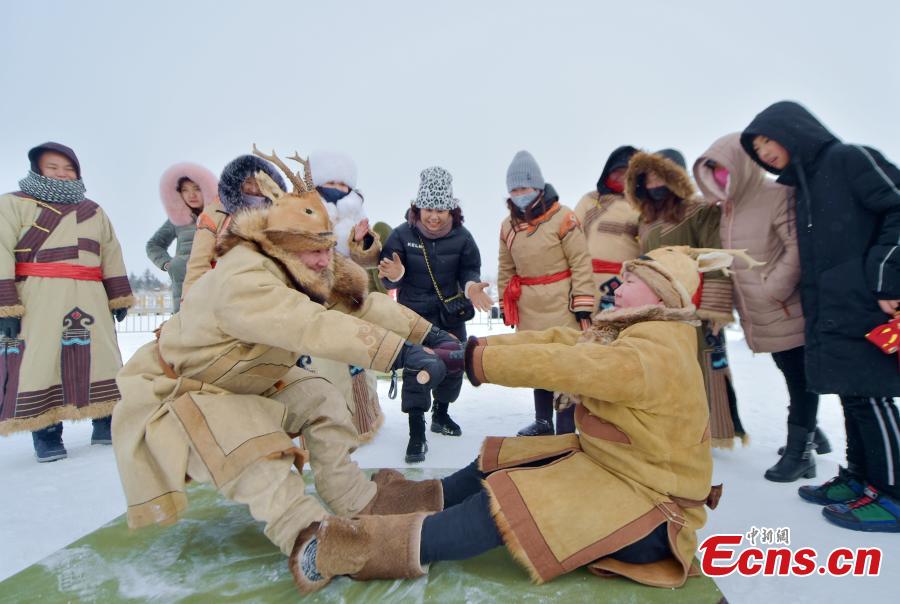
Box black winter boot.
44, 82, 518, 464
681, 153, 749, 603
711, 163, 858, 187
517, 419, 554, 436
765, 424, 816, 482
431, 401, 462, 436
405, 412, 428, 464
778, 426, 831, 455
91, 415, 112, 445
32, 423, 67, 463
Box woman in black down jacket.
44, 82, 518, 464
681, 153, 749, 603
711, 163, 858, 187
379, 166, 492, 463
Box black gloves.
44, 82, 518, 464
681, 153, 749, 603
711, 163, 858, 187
392, 343, 447, 387
0, 317, 21, 339
422, 325, 458, 348
112, 308, 128, 323
574, 311, 592, 323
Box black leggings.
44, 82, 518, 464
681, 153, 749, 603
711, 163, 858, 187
420, 460, 672, 565
771, 346, 820, 431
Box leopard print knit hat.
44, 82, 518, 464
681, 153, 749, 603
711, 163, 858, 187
412, 166, 459, 210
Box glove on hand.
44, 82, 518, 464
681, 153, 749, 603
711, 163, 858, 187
0, 317, 21, 339
112, 308, 128, 323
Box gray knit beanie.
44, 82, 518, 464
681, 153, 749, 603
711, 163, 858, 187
506, 150, 545, 192
413, 166, 459, 210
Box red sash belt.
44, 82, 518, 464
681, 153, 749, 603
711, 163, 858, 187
591, 259, 623, 275
503, 269, 572, 327
692, 273, 704, 307
15, 262, 103, 281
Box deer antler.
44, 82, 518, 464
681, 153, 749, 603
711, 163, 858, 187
288, 152, 315, 192
252, 144, 306, 193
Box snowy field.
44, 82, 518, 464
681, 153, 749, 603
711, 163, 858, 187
0, 326, 895, 603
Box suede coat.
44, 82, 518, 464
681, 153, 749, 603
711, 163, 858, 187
694, 133, 804, 353
466, 306, 715, 589
573, 191, 641, 311
113, 209, 431, 529
0, 192, 134, 435
498, 193, 595, 331
182, 199, 230, 298
626, 152, 743, 447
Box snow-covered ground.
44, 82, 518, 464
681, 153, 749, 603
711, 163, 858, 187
0, 326, 895, 602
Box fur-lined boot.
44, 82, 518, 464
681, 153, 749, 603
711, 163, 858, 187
359, 469, 443, 514
290, 512, 428, 594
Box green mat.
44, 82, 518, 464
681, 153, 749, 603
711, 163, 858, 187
0, 469, 723, 603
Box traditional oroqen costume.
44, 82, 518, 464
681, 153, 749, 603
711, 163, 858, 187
113, 152, 452, 561
0, 143, 134, 458
291, 246, 728, 594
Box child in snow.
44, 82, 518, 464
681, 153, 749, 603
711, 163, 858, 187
742, 100, 900, 532
291, 245, 727, 594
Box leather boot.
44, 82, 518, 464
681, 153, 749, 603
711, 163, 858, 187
405, 412, 427, 463
778, 426, 831, 455
765, 424, 816, 482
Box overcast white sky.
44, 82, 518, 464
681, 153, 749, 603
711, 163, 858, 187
2, 0, 899, 278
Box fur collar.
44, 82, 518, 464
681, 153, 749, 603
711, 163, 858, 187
625, 151, 699, 214
581, 305, 700, 345
216, 209, 369, 309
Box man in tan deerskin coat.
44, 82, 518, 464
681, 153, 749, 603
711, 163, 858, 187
112, 166, 453, 563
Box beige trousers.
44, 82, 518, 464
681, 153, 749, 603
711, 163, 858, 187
184, 370, 376, 554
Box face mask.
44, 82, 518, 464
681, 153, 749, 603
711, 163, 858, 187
510, 191, 540, 210
646, 186, 670, 202
713, 166, 730, 191
605, 175, 625, 194
241, 194, 269, 208
317, 186, 349, 204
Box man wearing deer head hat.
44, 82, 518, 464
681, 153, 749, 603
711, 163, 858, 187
0, 142, 134, 461
111, 149, 463, 574
292, 246, 737, 595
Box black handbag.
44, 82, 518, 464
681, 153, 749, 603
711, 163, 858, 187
417, 234, 475, 327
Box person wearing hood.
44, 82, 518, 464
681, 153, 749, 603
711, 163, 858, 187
742, 101, 900, 532
291, 246, 725, 596
181, 154, 287, 297
625, 149, 746, 449
498, 151, 596, 437
146, 163, 218, 312
573, 145, 642, 312
379, 166, 491, 462
694, 133, 829, 482
112, 160, 462, 578
0, 142, 135, 461
302, 151, 386, 443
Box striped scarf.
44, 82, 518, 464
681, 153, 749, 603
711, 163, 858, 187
18, 170, 86, 204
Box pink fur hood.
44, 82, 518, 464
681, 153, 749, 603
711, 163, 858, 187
158, 162, 219, 226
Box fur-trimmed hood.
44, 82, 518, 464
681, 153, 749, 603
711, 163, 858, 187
158, 162, 219, 226
218, 155, 288, 214
215, 208, 368, 309
581, 304, 700, 345
624, 151, 699, 214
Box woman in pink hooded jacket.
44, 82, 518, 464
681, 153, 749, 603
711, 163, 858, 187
694, 133, 831, 483
146, 163, 218, 312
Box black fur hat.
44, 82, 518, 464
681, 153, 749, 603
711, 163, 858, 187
218, 155, 288, 213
